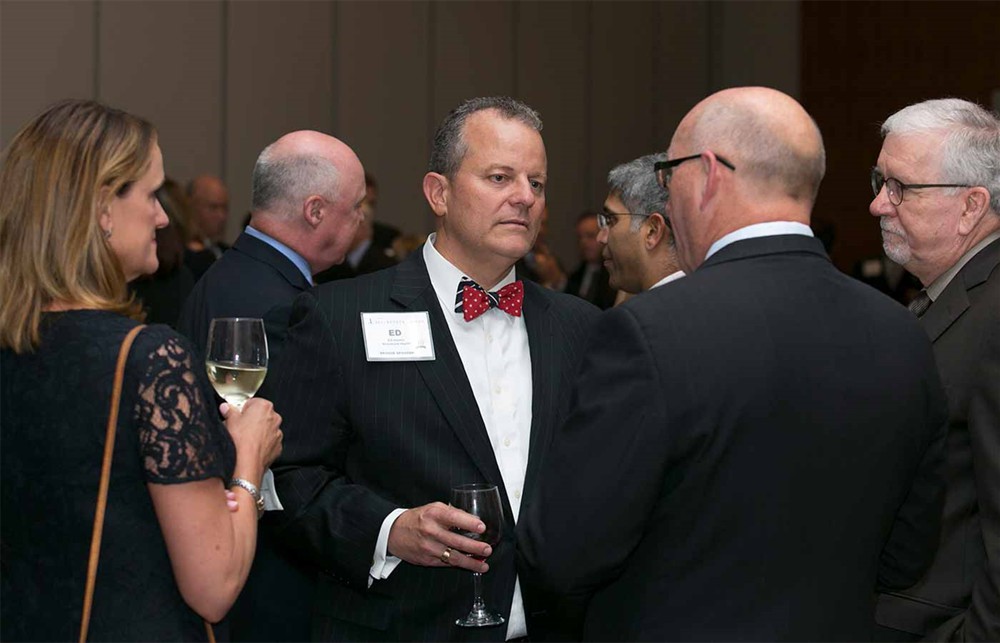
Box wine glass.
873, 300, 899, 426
205, 318, 268, 410
451, 483, 505, 628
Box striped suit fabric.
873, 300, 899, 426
261, 248, 599, 641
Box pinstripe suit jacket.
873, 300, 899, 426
262, 248, 599, 641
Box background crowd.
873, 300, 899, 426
1, 88, 997, 642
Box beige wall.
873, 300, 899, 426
0, 0, 798, 266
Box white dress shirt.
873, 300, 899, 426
369, 234, 531, 639
705, 221, 814, 261
650, 270, 686, 290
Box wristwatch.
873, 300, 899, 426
229, 478, 265, 519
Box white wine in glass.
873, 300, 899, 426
205, 318, 268, 410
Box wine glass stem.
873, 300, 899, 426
471, 572, 486, 613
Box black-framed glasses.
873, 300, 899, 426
654, 153, 736, 190
870, 167, 971, 206
597, 210, 649, 230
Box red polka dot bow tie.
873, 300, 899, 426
454, 278, 524, 322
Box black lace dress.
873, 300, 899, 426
1, 310, 236, 641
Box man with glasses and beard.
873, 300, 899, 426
521, 87, 949, 640
870, 98, 1000, 642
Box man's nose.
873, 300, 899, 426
869, 186, 894, 218
509, 176, 537, 207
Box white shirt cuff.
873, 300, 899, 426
368, 507, 407, 587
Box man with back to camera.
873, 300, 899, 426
870, 98, 1000, 642
260, 96, 599, 640
177, 130, 367, 641
521, 87, 949, 641
599, 152, 684, 298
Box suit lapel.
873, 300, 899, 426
388, 252, 507, 497
921, 237, 1000, 342
521, 282, 557, 508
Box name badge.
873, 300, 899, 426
361, 312, 436, 362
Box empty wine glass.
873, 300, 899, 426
451, 483, 504, 628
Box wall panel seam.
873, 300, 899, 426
220, 0, 229, 179
93, 0, 101, 99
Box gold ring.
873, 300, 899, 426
440, 548, 451, 564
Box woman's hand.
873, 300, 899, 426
220, 399, 283, 480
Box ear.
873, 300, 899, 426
698, 151, 726, 210
422, 172, 449, 218
98, 187, 114, 236
644, 213, 667, 249
303, 195, 325, 229
957, 186, 991, 236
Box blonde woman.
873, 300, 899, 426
0, 99, 282, 640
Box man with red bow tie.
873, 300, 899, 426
262, 96, 599, 641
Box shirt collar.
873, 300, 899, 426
705, 221, 814, 261
423, 233, 517, 319
926, 229, 1000, 301
244, 225, 313, 285
649, 270, 686, 289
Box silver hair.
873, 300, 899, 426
882, 98, 1000, 213
428, 96, 542, 177
691, 101, 826, 203
608, 153, 669, 233
251, 144, 340, 216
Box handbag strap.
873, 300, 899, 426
79, 324, 144, 643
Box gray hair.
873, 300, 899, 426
428, 96, 543, 177
608, 153, 669, 232
882, 98, 1000, 213
691, 101, 826, 203
251, 144, 340, 215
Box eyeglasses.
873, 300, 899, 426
654, 153, 736, 191
870, 167, 971, 206
597, 210, 648, 229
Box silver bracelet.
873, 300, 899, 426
229, 478, 265, 519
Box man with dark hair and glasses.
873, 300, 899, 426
522, 87, 947, 640
597, 152, 684, 298
871, 98, 1000, 642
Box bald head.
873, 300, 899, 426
680, 87, 825, 204
249, 130, 367, 275
251, 130, 362, 217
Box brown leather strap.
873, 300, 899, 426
79, 324, 144, 643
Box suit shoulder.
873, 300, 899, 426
309, 264, 399, 308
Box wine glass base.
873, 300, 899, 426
455, 611, 505, 628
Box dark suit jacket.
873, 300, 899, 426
313, 240, 398, 285
521, 235, 948, 641
177, 231, 315, 642
565, 262, 617, 310
261, 248, 599, 641
178, 232, 310, 358
875, 236, 1000, 641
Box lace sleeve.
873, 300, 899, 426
134, 334, 235, 483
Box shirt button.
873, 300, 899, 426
486, 333, 493, 343
503, 438, 511, 447
514, 489, 521, 500
494, 386, 502, 394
